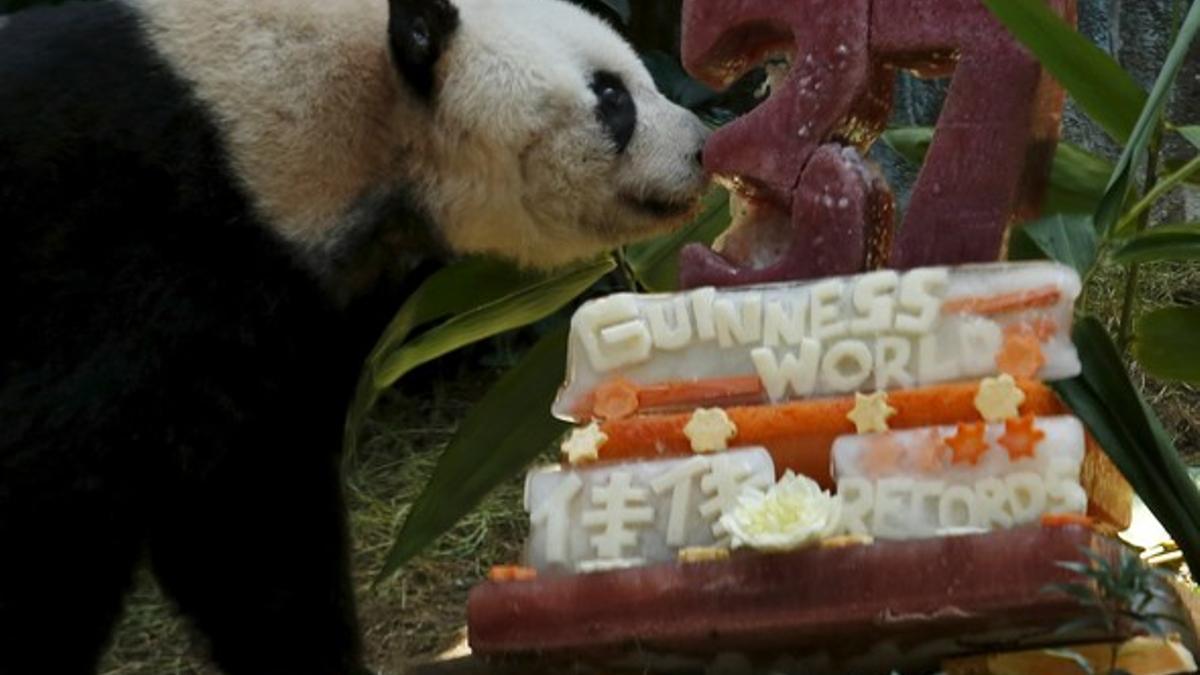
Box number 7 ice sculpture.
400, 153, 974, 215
679, 0, 1076, 288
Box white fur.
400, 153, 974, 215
130, 0, 708, 269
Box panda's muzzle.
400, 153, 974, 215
623, 193, 697, 220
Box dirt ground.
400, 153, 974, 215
98, 261, 1200, 675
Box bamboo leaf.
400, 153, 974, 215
881, 127, 934, 164
1046, 142, 1122, 214
1013, 213, 1099, 277
377, 326, 572, 580
1177, 125, 1200, 151
345, 258, 552, 456
1110, 223, 1200, 265
1101, 0, 1200, 237
981, 0, 1146, 144
366, 258, 538, 370
373, 257, 614, 388
1116, 155, 1200, 233
625, 186, 731, 292
883, 128, 1113, 214
1052, 318, 1200, 573
1134, 308, 1200, 385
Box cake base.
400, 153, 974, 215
465, 526, 1155, 674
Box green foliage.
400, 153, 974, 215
1013, 214, 1099, 278
1179, 126, 1200, 151
883, 128, 1114, 214
1116, 155, 1200, 233
371, 257, 614, 389
1097, 0, 1200, 239
1053, 320, 1200, 570
624, 186, 730, 292
981, 0, 1146, 144
988, 0, 1200, 570
1044, 545, 1184, 673
1110, 224, 1200, 265
1134, 308, 1200, 386
375, 325, 572, 582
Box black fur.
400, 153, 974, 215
388, 0, 459, 101
0, 2, 435, 673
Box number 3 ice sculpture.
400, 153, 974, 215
679, 0, 1076, 288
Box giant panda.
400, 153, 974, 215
0, 0, 709, 672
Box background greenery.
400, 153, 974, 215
2, 0, 1198, 672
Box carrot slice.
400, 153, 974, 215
1041, 513, 1095, 529
996, 332, 1046, 379
592, 378, 640, 421
942, 285, 1062, 315
489, 566, 538, 583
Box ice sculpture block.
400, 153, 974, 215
831, 416, 1088, 540
553, 262, 1082, 422
678, 0, 1076, 287
469, 525, 1125, 668
524, 448, 775, 574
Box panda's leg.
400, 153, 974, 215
146, 434, 369, 675
0, 441, 144, 674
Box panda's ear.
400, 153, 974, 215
388, 0, 460, 101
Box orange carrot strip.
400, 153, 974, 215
599, 379, 1061, 488
489, 566, 538, 583
1041, 513, 1096, 529
637, 375, 765, 411
942, 285, 1062, 315
575, 376, 767, 421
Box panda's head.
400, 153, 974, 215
136, 0, 708, 272
390, 0, 710, 269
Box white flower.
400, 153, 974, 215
720, 471, 841, 552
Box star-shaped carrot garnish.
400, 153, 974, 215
945, 422, 990, 466
684, 407, 738, 453
861, 434, 905, 478
995, 332, 1046, 380
974, 374, 1027, 422
998, 415, 1045, 462
846, 391, 897, 434
561, 422, 608, 465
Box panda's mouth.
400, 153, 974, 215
623, 193, 697, 220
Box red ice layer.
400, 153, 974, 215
678, 0, 1075, 287
469, 526, 1123, 669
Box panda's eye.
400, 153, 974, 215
591, 71, 636, 154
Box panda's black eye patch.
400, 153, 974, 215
591, 71, 636, 154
